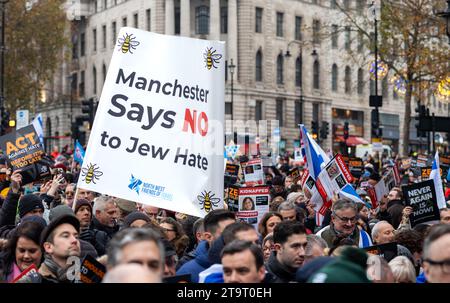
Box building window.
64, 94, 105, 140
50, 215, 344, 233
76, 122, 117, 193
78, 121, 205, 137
79, 70, 85, 97
331, 25, 338, 49
255, 100, 263, 121
330, 0, 337, 9
103, 0, 107, 10
357, 68, 364, 95
358, 30, 364, 52
356, 0, 365, 13
146, 9, 151, 31
370, 80, 375, 95
134, 13, 139, 28
72, 35, 78, 59
313, 60, 320, 89
343, 0, 350, 10
122, 17, 127, 27
95, 1, 98, 13
295, 16, 302, 40
276, 99, 284, 127
313, 103, 319, 122
276, 12, 283, 37
276, 54, 284, 85
225, 102, 232, 115
196, 6, 209, 35
345, 26, 351, 50
93, 28, 97, 52
313, 19, 320, 44
255, 50, 263, 82
382, 77, 388, 98
345, 66, 351, 93
112, 21, 116, 45
102, 64, 107, 82
175, 7, 180, 34
102, 25, 106, 49
93, 66, 97, 95
255, 7, 263, 33
295, 56, 302, 87
220, 7, 228, 34
295, 100, 303, 126
332, 64, 338, 91
80, 32, 85, 57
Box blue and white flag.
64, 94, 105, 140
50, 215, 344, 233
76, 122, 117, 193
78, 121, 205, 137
300, 124, 330, 180
32, 114, 44, 148
73, 140, 85, 165
430, 152, 447, 209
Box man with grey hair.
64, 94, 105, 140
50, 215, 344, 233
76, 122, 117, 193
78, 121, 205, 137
371, 221, 414, 263
422, 224, 450, 283
107, 227, 165, 280
102, 263, 162, 283
278, 201, 306, 222
91, 195, 119, 238
305, 234, 328, 263
316, 199, 372, 248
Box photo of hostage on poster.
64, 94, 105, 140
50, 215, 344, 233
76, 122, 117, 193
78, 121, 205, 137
0, 124, 52, 185
236, 186, 270, 226
241, 159, 264, 187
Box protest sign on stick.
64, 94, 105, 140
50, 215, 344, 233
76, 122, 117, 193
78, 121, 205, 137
402, 179, 440, 227
77, 28, 225, 217
235, 186, 270, 227
241, 158, 264, 186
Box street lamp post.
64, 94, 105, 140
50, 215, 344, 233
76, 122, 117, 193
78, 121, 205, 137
0, 0, 8, 135
228, 59, 236, 121
437, 0, 450, 44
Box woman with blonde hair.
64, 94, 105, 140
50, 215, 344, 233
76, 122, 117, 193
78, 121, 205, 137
388, 256, 416, 283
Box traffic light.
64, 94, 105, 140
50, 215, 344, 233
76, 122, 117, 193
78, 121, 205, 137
415, 103, 426, 138
72, 116, 86, 145
371, 110, 381, 138
320, 121, 329, 139
0, 107, 10, 136
81, 98, 96, 127
343, 121, 349, 140
311, 121, 319, 141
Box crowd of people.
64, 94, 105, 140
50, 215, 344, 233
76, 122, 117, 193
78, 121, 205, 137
0, 146, 449, 283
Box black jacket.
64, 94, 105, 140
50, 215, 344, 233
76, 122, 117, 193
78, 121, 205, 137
265, 252, 297, 283
82, 218, 119, 256
0, 192, 20, 228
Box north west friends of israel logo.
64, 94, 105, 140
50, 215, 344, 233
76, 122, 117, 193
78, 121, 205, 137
128, 175, 173, 201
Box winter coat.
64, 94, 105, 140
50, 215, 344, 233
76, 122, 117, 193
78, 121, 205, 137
0, 192, 20, 228
176, 240, 211, 283
265, 252, 297, 283
317, 224, 372, 248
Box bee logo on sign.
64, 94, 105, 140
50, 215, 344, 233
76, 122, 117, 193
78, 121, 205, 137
81, 163, 103, 184
117, 33, 140, 54
203, 47, 222, 70
198, 190, 220, 213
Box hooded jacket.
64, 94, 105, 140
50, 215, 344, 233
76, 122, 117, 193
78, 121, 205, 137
176, 240, 211, 283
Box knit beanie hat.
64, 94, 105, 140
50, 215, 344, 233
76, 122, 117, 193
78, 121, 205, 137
49, 205, 74, 222
308, 247, 371, 283
123, 211, 151, 228
74, 199, 93, 214
18, 194, 44, 218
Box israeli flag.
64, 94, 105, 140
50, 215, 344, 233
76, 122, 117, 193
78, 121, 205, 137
430, 152, 447, 209
73, 140, 85, 165
300, 124, 330, 180
32, 113, 45, 148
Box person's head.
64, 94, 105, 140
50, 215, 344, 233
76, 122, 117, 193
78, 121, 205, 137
202, 209, 236, 244
161, 238, 178, 277
286, 192, 307, 206
422, 224, 450, 283
371, 221, 395, 244
388, 256, 416, 283
394, 229, 424, 270
159, 217, 185, 242
258, 212, 282, 239
367, 255, 395, 283
270, 196, 285, 212
273, 221, 307, 270
4, 222, 44, 272
368, 172, 381, 186
115, 199, 137, 221
222, 222, 259, 245
440, 208, 450, 224
331, 199, 358, 236
74, 199, 93, 229
142, 205, 160, 221
41, 215, 81, 269
357, 203, 370, 221
387, 188, 403, 202
305, 235, 328, 263
278, 201, 298, 221
123, 211, 151, 228
76, 188, 96, 202
192, 218, 205, 243
93, 195, 119, 227
102, 263, 162, 283
63, 183, 76, 206
221, 240, 265, 283
18, 194, 44, 219
262, 233, 274, 262
284, 176, 294, 189
272, 176, 285, 194
107, 228, 165, 279
242, 197, 255, 211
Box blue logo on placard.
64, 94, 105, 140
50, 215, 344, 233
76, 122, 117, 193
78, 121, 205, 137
129, 175, 143, 194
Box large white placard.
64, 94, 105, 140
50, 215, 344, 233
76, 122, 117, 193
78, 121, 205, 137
77, 28, 225, 217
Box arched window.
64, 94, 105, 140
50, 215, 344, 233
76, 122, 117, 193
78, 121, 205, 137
102, 64, 107, 82
255, 50, 263, 82
313, 60, 320, 89
195, 6, 209, 35
295, 56, 302, 87
345, 66, 351, 93
93, 66, 97, 95
331, 64, 338, 91
276, 54, 284, 85
357, 68, 364, 95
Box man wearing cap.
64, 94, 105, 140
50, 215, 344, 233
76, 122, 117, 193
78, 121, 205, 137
115, 198, 137, 226
39, 214, 81, 283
